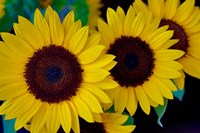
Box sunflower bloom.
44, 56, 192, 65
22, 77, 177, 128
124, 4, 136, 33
0, 0, 5, 19
133, 0, 200, 90
0, 6, 118, 133
97, 6, 184, 115
24, 113, 135, 133
86, 0, 103, 32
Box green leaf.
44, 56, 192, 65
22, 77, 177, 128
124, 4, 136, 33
173, 88, 185, 101
154, 98, 168, 128
2, 115, 16, 133
122, 112, 134, 125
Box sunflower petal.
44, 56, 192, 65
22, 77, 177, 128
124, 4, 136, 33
59, 102, 72, 133
82, 83, 111, 103
78, 45, 105, 64
78, 89, 103, 113
107, 8, 123, 37
72, 96, 94, 122
46, 104, 60, 133
135, 86, 150, 115
126, 88, 138, 116
83, 69, 110, 83
30, 103, 49, 133
67, 101, 80, 133
68, 26, 89, 54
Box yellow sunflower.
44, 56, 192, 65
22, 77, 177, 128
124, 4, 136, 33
0, 6, 118, 133
133, 0, 200, 90
97, 6, 184, 115
86, 0, 103, 33
0, 0, 5, 19
24, 113, 135, 133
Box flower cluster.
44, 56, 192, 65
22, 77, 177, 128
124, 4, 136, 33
0, 0, 200, 133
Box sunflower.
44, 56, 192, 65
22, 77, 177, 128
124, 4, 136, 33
86, 0, 103, 33
0, 6, 118, 133
0, 0, 5, 19
24, 113, 135, 133
97, 6, 184, 115
133, 0, 200, 90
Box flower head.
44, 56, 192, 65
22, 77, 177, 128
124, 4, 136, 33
133, 0, 200, 90
24, 112, 135, 133
0, 0, 5, 19
97, 6, 184, 115
0, 6, 118, 133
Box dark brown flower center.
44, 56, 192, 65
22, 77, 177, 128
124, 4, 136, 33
107, 36, 155, 87
159, 19, 188, 53
24, 45, 83, 103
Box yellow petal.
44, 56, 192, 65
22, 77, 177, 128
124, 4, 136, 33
97, 19, 115, 45
130, 12, 145, 37
49, 11, 64, 45
107, 8, 123, 37
83, 32, 101, 50
82, 83, 111, 103
173, 70, 185, 90
30, 103, 49, 133
150, 30, 174, 50
67, 101, 80, 133
135, 86, 150, 115
63, 20, 82, 49
140, 17, 161, 39
133, 0, 149, 14
116, 6, 125, 21
93, 77, 118, 90
82, 54, 115, 70
59, 102, 72, 133
114, 87, 128, 113
46, 104, 60, 133
78, 45, 105, 64
150, 75, 173, 99
1, 33, 33, 58
68, 26, 89, 54
0, 82, 27, 100
174, 0, 195, 23
14, 99, 42, 130
14, 16, 44, 49
105, 124, 135, 133
72, 96, 94, 122
78, 89, 103, 113
63, 11, 75, 33
164, 0, 179, 19
155, 60, 183, 70
92, 113, 102, 123
179, 55, 200, 78
34, 9, 50, 46
160, 78, 177, 91
126, 87, 138, 116
103, 61, 117, 71
83, 69, 110, 83
154, 66, 181, 78
155, 49, 185, 61
101, 113, 128, 124
143, 81, 164, 105
4, 93, 35, 120
145, 25, 168, 43
148, 0, 165, 17
124, 6, 136, 35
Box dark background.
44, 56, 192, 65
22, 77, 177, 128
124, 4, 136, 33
100, 0, 200, 133
1, 0, 200, 133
